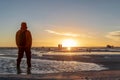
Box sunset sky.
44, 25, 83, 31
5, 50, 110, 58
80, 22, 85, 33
0, 0, 120, 47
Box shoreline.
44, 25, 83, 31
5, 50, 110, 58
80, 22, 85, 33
42, 54, 120, 63
0, 70, 120, 80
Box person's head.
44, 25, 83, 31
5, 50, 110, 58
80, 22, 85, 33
21, 22, 27, 30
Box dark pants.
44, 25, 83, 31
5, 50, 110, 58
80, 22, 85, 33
17, 47, 31, 68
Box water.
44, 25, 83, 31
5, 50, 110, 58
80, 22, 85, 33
0, 48, 109, 74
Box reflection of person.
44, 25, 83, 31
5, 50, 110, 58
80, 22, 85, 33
16, 22, 32, 74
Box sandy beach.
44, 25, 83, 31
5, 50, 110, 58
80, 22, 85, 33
0, 48, 120, 80
0, 70, 120, 80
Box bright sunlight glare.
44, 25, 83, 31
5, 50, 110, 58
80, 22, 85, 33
61, 39, 77, 47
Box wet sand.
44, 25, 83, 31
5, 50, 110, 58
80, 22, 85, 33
42, 54, 120, 62
1, 50, 120, 79
0, 70, 120, 80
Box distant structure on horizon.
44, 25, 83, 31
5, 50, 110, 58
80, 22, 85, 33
106, 45, 114, 48
58, 44, 62, 49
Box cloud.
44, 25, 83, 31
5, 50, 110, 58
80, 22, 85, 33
45, 30, 79, 37
106, 31, 120, 41
45, 30, 92, 38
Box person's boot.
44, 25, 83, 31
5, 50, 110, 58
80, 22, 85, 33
27, 67, 31, 74
16, 66, 21, 74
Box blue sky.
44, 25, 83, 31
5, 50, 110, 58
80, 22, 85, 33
0, 0, 120, 47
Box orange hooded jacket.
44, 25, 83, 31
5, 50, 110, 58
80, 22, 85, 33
16, 29, 32, 48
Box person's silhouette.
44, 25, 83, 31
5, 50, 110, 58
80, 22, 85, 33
16, 22, 32, 74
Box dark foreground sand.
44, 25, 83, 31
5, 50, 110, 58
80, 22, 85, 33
1, 70, 120, 80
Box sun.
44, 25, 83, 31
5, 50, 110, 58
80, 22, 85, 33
61, 39, 77, 47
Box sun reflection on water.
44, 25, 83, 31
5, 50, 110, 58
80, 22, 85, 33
67, 47, 71, 51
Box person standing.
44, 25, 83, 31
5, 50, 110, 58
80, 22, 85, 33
16, 22, 32, 74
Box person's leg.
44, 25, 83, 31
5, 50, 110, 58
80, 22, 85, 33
25, 47, 31, 68
17, 47, 24, 68
27, 67, 31, 74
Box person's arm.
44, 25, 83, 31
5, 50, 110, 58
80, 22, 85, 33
16, 30, 19, 47
29, 31, 32, 47
26, 30, 32, 47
